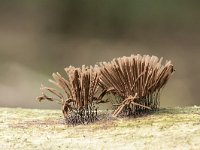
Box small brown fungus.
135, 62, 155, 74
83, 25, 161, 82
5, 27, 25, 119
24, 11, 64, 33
37, 65, 106, 125
37, 54, 174, 124
99, 54, 174, 117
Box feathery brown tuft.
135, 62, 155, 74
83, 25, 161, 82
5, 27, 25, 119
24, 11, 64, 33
37, 54, 174, 124
37, 65, 105, 125
99, 54, 174, 117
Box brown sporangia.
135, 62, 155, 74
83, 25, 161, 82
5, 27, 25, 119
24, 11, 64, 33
37, 54, 174, 124
37, 65, 106, 125
99, 54, 174, 117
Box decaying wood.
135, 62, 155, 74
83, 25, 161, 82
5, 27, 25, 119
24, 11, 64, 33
99, 54, 174, 117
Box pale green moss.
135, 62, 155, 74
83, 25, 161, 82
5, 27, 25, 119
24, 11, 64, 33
0, 107, 200, 149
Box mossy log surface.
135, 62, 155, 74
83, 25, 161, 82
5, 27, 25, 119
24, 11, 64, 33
1, 107, 200, 150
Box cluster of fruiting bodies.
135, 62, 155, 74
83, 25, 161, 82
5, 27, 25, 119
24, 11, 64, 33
37, 54, 174, 125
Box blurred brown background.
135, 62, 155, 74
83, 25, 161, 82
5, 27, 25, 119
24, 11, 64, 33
0, 0, 200, 109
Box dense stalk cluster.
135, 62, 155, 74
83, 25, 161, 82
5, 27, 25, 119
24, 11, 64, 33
37, 65, 102, 124
37, 54, 174, 124
99, 54, 174, 117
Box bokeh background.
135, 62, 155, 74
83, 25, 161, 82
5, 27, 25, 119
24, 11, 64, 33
0, 0, 200, 109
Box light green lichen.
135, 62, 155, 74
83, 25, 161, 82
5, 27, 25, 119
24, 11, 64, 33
0, 107, 200, 149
